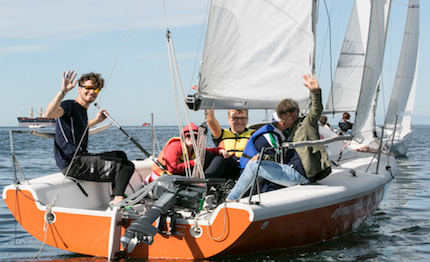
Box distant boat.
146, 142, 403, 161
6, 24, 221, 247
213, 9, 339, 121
28, 124, 47, 129
17, 108, 55, 127
142, 123, 150, 126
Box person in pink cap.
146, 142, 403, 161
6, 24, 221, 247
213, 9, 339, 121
145, 123, 230, 183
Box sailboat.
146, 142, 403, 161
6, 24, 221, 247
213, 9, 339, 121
324, 0, 388, 149
3, 0, 398, 260
383, 0, 419, 157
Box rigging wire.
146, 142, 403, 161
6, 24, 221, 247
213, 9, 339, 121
103, 0, 146, 93
162, 1, 190, 177
32, 122, 89, 258
33, 1, 148, 257
189, 1, 211, 88
161, 0, 170, 31
162, 0, 206, 178
392, 0, 408, 6
88, 0, 146, 122
166, 31, 189, 177
166, 31, 204, 178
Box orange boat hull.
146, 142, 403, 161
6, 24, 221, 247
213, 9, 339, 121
4, 182, 387, 259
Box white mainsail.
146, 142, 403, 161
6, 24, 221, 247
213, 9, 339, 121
384, 0, 419, 141
196, 0, 316, 111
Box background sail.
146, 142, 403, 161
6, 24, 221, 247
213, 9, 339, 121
353, 0, 386, 144
197, 0, 315, 111
324, 0, 386, 145
384, 0, 419, 139
325, 1, 370, 114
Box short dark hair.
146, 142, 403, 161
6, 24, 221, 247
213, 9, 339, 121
343, 112, 351, 120
78, 72, 104, 89
320, 115, 328, 125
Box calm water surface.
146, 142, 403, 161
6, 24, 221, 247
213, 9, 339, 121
1, 126, 429, 262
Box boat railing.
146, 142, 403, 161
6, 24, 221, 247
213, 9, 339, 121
281, 134, 353, 149
385, 115, 398, 156
243, 135, 355, 204
9, 130, 30, 184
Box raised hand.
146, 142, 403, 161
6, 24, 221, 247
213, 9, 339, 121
302, 74, 319, 92
62, 70, 77, 92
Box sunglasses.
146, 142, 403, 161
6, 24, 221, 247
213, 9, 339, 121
185, 133, 198, 139
229, 117, 248, 122
279, 108, 297, 115
81, 85, 101, 93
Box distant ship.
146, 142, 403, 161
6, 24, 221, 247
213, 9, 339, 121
17, 108, 56, 127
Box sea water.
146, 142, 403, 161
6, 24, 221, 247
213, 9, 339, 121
1, 126, 430, 262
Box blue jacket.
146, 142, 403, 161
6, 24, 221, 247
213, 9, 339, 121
240, 124, 282, 169
240, 90, 331, 181
239, 123, 305, 176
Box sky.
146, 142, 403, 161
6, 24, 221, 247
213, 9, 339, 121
0, 0, 428, 128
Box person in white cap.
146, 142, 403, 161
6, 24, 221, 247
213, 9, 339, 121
146, 123, 230, 183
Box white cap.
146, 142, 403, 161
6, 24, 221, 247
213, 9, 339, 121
272, 112, 282, 122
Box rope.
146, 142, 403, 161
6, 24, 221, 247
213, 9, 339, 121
29, 122, 91, 258
15, 0, 149, 257
166, 30, 206, 178
34, 223, 49, 258
162, 1, 210, 178
50, 124, 90, 208
45, 0, 148, 209
41, 0, 148, 220
166, 31, 187, 176
192, 122, 208, 178
9, 131, 29, 183
206, 203, 229, 241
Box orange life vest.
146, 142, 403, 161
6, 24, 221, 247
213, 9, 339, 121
151, 137, 195, 175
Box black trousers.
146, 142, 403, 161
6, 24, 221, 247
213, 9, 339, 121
62, 151, 134, 197
203, 152, 240, 180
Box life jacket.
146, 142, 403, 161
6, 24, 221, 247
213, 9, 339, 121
151, 137, 195, 175
240, 124, 282, 168
218, 129, 254, 158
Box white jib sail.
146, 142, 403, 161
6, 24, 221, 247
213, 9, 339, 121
324, 0, 386, 145
384, 0, 419, 139
353, 0, 386, 144
325, 1, 370, 114
197, 0, 315, 111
